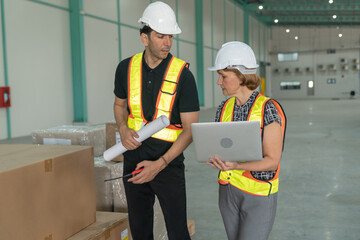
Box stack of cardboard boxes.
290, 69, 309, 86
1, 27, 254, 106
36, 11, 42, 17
0, 122, 194, 240
0, 144, 131, 240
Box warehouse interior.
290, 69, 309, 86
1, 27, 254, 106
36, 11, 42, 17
1, 0, 360, 239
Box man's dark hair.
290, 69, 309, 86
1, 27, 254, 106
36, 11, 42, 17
140, 25, 153, 36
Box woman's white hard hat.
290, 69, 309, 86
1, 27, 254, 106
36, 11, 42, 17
208, 41, 259, 74
138, 1, 181, 35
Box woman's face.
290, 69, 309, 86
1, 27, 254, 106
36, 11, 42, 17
217, 69, 241, 96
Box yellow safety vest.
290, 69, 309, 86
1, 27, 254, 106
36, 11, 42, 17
218, 93, 286, 196
127, 52, 187, 142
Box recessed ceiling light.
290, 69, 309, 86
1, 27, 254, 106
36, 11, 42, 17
338, 33, 343, 37
329, 0, 333, 4
286, 29, 290, 33
258, 5, 263, 10
333, 15, 337, 19
295, 36, 299, 40
274, 19, 279, 23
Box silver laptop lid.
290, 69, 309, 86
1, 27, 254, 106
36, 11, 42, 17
191, 121, 262, 162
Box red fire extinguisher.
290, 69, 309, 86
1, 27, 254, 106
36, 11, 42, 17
0, 86, 11, 108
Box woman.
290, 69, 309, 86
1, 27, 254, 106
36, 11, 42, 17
207, 41, 286, 240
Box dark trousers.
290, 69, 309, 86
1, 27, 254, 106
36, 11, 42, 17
123, 161, 191, 240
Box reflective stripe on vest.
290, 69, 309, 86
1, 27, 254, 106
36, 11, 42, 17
127, 52, 186, 142
218, 94, 285, 196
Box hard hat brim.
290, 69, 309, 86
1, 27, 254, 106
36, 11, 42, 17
208, 66, 219, 71
138, 19, 181, 35
208, 65, 258, 75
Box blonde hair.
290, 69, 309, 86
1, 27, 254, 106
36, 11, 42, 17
224, 68, 260, 90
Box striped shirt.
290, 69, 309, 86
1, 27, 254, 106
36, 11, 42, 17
215, 91, 281, 181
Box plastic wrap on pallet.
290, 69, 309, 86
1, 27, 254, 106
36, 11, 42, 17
94, 157, 127, 212
31, 124, 105, 157
94, 157, 116, 212
111, 161, 128, 213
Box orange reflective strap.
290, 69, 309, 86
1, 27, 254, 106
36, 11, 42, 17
271, 99, 287, 144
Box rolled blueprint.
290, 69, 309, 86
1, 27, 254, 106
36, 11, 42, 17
103, 115, 170, 161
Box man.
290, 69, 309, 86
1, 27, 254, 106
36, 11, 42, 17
113, 2, 199, 240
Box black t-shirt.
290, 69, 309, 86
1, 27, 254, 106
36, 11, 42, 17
114, 51, 200, 164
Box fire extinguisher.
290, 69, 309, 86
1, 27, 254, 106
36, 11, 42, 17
0, 86, 11, 108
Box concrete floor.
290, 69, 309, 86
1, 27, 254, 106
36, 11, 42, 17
1, 98, 360, 239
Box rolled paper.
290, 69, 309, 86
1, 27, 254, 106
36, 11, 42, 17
103, 115, 170, 161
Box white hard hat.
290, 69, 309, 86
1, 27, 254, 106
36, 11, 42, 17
208, 41, 259, 74
138, 1, 181, 35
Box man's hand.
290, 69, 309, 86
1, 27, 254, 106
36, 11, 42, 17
119, 125, 142, 150
114, 96, 142, 150
206, 156, 239, 171
128, 159, 166, 184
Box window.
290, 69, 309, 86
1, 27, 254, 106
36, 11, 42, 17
327, 78, 336, 84
280, 81, 301, 90
278, 52, 298, 62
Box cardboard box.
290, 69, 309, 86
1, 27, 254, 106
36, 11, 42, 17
106, 122, 124, 162
32, 124, 106, 157
0, 144, 96, 240
68, 211, 132, 240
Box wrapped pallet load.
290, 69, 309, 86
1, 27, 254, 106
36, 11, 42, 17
32, 124, 106, 157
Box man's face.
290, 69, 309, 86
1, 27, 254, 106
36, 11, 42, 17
143, 31, 173, 61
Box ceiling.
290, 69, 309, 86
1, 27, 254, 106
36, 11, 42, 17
234, 0, 360, 26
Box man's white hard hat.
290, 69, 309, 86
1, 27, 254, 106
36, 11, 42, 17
208, 41, 259, 74
138, 1, 181, 35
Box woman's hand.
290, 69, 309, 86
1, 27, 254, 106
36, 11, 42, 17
206, 156, 239, 171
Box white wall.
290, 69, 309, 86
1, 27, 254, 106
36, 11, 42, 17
0, 0, 269, 139
270, 26, 360, 99
0, 0, 73, 140
0, 5, 5, 139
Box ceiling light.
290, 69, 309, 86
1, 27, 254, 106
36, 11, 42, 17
338, 33, 343, 37
274, 19, 279, 23
329, 0, 333, 3
258, 5, 263, 10
295, 36, 299, 40
286, 29, 290, 33
333, 15, 337, 19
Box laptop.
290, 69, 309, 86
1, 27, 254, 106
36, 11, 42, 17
191, 121, 263, 162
